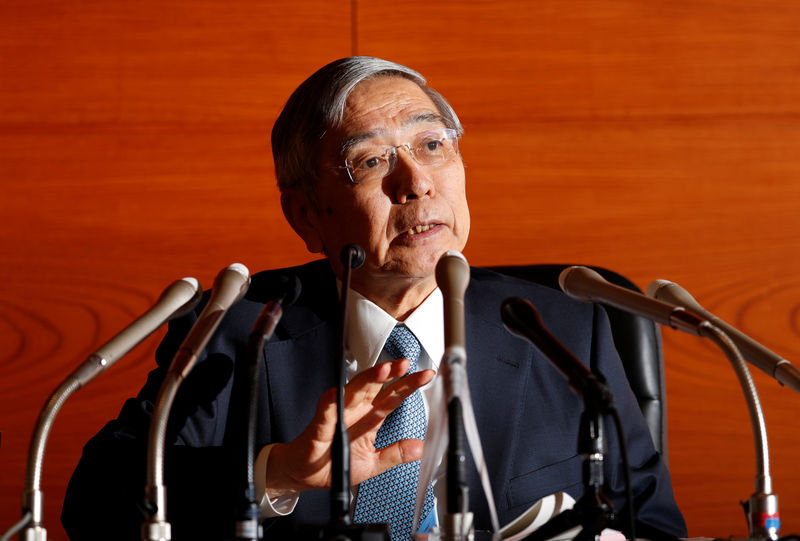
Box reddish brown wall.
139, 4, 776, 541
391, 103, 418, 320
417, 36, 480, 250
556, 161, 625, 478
2, 1, 799, 537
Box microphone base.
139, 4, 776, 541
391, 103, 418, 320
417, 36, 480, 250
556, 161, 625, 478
141, 520, 172, 541
744, 491, 780, 541
429, 511, 475, 541
421, 513, 499, 541
294, 522, 390, 541
421, 530, 497, 541
21, 526, 47, 541
231, 518, 262, 541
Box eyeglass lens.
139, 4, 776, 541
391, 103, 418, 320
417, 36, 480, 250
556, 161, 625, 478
345, 129, 458, 184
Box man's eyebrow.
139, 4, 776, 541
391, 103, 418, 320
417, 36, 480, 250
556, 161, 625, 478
339, 130, 381, 157
338, 112, 447, 157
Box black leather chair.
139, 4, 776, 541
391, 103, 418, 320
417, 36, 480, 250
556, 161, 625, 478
488, 264, 668, 461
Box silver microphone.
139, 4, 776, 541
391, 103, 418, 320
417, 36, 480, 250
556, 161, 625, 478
143, 263, 250, 541
168, 263, 251, 378
434, 250, 472, 538
563, 267, 781, 540
558, 266, 707, 336
435, 250, 470, 361
77, 277, 203, 385
647, 279, 800, 395
20, 277, 202, 541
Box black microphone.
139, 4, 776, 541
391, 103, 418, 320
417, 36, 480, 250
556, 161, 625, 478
296, 244, 390, 539
235, 275, 302, 541
342, 243, 366, 269
647, 279, 800, 395
143, 263, 251, 541
500, 297, 615, 410
435, 250, 471, 527
330, 244, 365, 525
19, 277, 202, 540
500, 297, 624, 539
558, 266, 707, 336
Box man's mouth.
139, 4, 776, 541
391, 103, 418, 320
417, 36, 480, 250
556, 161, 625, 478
406, 224, 435, 236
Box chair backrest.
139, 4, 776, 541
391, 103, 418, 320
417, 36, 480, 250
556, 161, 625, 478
488, 264, 668, 461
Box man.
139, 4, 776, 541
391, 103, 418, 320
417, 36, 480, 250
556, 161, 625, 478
62, 57, 686, 540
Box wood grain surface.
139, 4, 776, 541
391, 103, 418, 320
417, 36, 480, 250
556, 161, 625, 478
1, 1, 798, 538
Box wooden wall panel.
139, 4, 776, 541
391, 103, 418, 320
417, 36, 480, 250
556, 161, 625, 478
2, 0, 799, 538
0, 2, 350, 539
358, 1, 800, 536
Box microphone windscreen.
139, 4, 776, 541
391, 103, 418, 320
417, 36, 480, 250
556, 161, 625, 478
435, 250, 470, 297
646, 279, 702, 312
340, 244, 365, 269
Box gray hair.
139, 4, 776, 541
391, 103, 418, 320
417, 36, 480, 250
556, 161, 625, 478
271, 56, 463, 209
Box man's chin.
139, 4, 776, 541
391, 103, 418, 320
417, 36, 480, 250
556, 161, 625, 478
373, 259, 442, 285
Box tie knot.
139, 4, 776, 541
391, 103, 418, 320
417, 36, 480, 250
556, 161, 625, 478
384, 325, 421, 371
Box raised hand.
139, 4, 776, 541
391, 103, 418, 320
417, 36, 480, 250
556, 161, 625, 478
265, 358, 435, 498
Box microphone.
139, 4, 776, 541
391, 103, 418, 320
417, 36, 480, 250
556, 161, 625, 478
342, 243, 366, 269
330, 244, 366, 526
235, 275, 301, 541
247, 275, 302, 349
436, 250, 470, 361
499, 297, 622, 540
297, 244, 391, 539
500, 297, 614, 410
143, 263, 250, 541
168, 263, 251, 378
558, 266, 707, 336
20, 277, 202, 541
561, 267, 781, 540
646, 280, 783, 539
647, 279, 800, 395
435, 250, 471, 532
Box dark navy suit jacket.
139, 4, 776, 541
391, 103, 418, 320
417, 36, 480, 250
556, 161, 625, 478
62, 260, 686, 540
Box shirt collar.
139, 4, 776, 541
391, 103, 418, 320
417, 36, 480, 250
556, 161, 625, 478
345, 286, 444, 377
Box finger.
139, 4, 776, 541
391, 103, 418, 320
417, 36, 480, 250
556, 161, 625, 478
310, 362, 420, 439
345, 359, 410, 408
355, 439, 425, 484
374, 368, 434, 411
306, 387, 339, 441
347, 368, 435, 441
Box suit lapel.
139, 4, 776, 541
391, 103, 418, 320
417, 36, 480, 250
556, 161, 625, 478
261, 260, 340, 443
464, 287, 535, 515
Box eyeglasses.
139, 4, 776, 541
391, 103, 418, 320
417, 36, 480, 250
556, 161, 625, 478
334, 128, 460, 184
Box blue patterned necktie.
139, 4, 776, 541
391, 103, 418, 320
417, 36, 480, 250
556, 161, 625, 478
352, 325, 435, 540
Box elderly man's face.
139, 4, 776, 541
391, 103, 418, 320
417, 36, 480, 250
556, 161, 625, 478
296, 76, 470, 290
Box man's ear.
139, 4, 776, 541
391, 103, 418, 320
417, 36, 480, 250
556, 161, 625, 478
280, 189, 325, 254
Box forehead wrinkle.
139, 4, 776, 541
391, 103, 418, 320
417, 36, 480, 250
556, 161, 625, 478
338, 112, 447, 157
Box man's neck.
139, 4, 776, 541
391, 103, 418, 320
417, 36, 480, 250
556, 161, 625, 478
350, 275, 437, 321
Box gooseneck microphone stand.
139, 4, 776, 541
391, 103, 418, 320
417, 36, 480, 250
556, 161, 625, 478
7, 278, 202, 541
142, 264, 250, 541
645, 279, 782, 539
699, 324, 780, 541
556, 265, 780, 540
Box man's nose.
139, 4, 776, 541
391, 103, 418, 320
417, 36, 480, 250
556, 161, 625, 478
390, 146, 434, 203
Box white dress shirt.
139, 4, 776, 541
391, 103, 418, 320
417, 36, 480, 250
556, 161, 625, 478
255, 286, 444, 518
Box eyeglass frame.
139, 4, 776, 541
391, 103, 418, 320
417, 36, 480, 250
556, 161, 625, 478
330, 127, 461, 185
